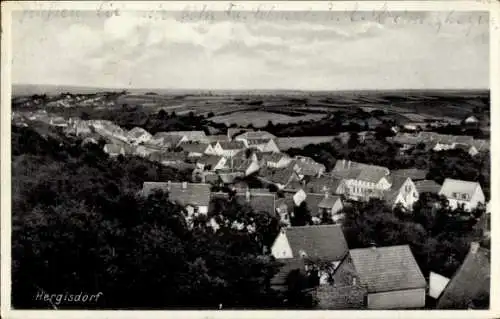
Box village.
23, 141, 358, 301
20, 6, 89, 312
11, 105, 491, 310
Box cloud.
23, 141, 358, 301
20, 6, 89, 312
12, 11, 489, 90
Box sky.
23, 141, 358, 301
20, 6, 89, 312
12, 10, 489, 91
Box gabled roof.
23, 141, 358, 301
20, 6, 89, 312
303, 193, 325, 213
162, 131, 207, 140
333, 160, 390, 176
318, 195, 341, 209
235, 130, 276, 140
437, 244, 490, 309
149, 151, 185, 162
151, 133, 184, 146
383, 176, 411, 205
333, 167, 389, 184
218, 141, 246, 150
128, 127, 152, 139
141, 182, 211, 207
454, 143, 475, 152
415, 180, 442, 194
267, 167, 297, 186
293, 160, 326, 176
235, 192, 276, 215
283, 225, 349, 260
438, 178, 481, 202
197, 155, 224, 168
262, 152, 289, 163
247, 138, 272, 145
350, 245, 426, 293
306, 176, 344, 193
227, 128, 250, 139
391, 168, 428, 181
206, 135, 229, 143
180, 143, 210, 154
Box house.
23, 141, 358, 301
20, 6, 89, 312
127, 127, 152, 145
292, 157, 326, 178
415, 180, 442, 195
261, 153, 293, 169
260, 167, 301, 190
306, 176, 345, 194
246, 138, 280, 153
212, 141, 246, 158
438, 178, 485, 211
317, 194, 344, 224
149, 133, 184, 148
159, 131, 208, 143
332, 161, 391, 201
149, 152, 185, 166
196, 155, 227, 171
141, 181, 211, 217
49, 116, 68, 127
180, 143, 213, 158
134, 144, 163, 158
436, 242, 490, 309
383, 176, 419, 210
350, 245, 427, 309
229, 157, 260, 176
227, 128, 251, 140
463, 115, 479, 125
235, 189, 276, 216
64, 119, 92, 136
234, 130, 276, 142
103, 144, 125, 157
391, 169, 428, 181
271, 224, 349, 261
88, 120, 127, 141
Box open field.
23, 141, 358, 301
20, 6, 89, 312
208, 111, 326, 127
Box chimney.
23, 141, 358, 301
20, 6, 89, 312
470, 241, 480, 254
352, 277, 357, 286
182, 181, 188, 189
370, 242, 377, 250
325, 192, 330, 199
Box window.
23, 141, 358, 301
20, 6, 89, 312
462, 193, 469, 200
452, 192, 458, 199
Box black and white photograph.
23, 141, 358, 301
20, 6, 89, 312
2, 1, 496, 316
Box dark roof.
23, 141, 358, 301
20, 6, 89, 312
350, 245, 426, 293
391, 169, 428, 181
333, 167, 388, 184
318, 195, 341, 209
415, 180, 442, 194
304, 193, 326, 214
180, 143, 210, 153
235, 192, 276, 215
266, 167, 297, 186
306, 176, 344, 194
294, 160, 326, 176
284, 225, 349, 260
247, 138, 271, 145
437, 244, 490, 309
141, 182, 211, 207
261, 152, 289, 163
218, 141, 246, 150
197, 155, 224, 168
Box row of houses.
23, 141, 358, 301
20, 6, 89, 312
389, 131, 489, 155
271, 224, 489, 309
138, 180, 491, 310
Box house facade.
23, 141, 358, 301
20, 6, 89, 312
438, 178, 485, 211
384, 176, 419, 211
350, 245, 427, 309
212, 141, 246, 157
127, 127, 152, 145
262, 153, 293, 169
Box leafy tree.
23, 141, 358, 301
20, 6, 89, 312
291, 202, 312, 226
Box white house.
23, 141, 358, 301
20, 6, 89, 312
438, 178, 485, 211
127, 127, 152, 145
317, 194, 344, 223
333, 162, 392, 201
180, 143, 213, 158
103, 144, 126, 157
262, 153, 293, 169
464, 115, 479, 125
212, 141, 247, 158
271, 225, 349, 260
384, 176, 419, 211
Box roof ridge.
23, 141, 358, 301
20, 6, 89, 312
287, 224, 342, 230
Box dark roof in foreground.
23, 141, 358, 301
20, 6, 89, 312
284, 225, 349, 261
235, 192, 276, 216
350, 245, 426, 293
141, 182, 211, 207
437, 244, 490, 309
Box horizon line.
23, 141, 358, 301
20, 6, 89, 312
12, 83, 490, 93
